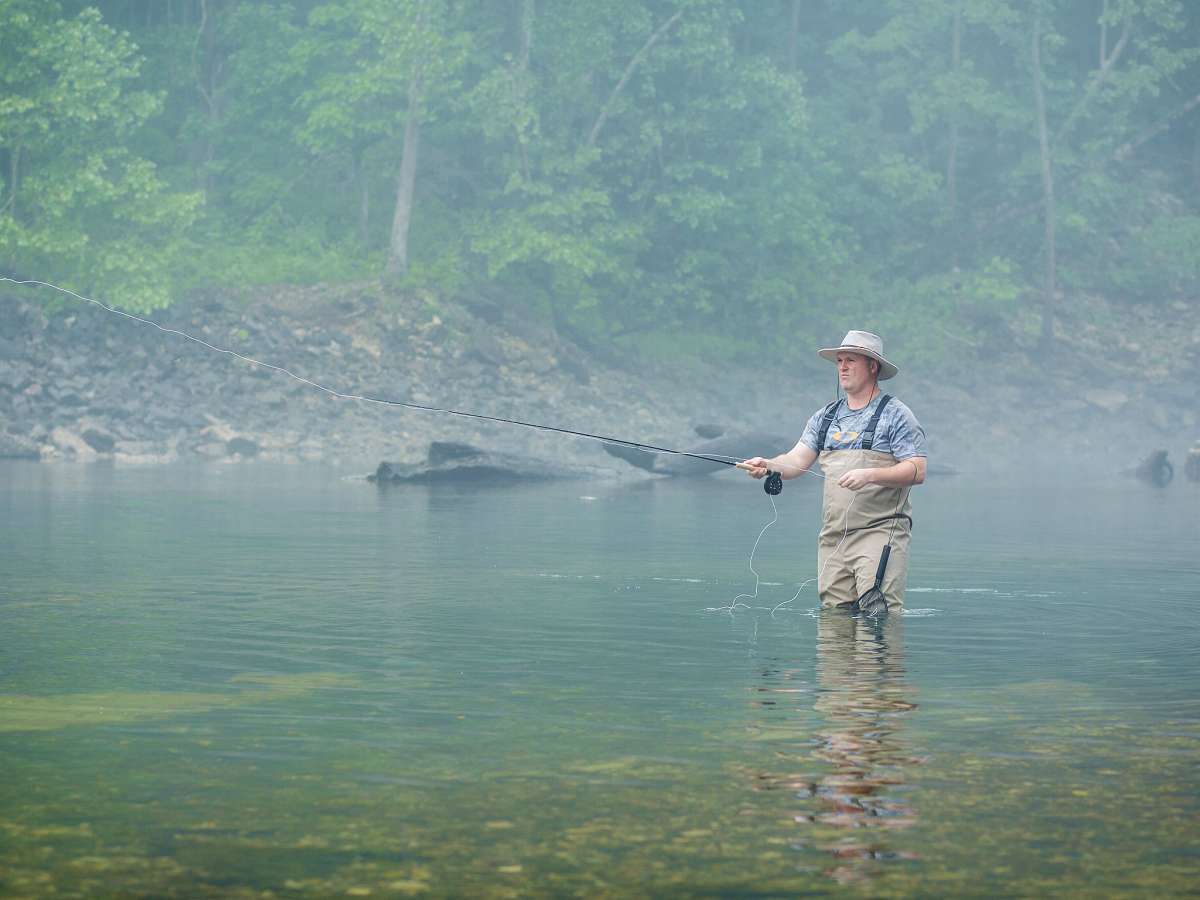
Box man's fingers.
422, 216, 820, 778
738, 459, 768, 479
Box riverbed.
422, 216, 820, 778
2, 462, 1197, 897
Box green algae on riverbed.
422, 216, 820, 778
2, 467, 1198, 898
0, 674, 354, 732
1, 713, 1197, 899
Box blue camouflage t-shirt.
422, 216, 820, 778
799, 395, 926, 460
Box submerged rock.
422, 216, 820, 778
603, 431, 795, 477
369, 441, 599, 484
1120, 449, 1173, 486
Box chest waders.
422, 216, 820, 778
813, 396, 913, 616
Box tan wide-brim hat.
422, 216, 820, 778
818, 330, 898, 380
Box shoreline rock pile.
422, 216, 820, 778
0, 283, 753, 470
4, 280, 1198, 477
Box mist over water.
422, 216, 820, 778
2, 462, 1197, 897
5, 0, 1200, 893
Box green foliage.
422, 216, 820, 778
3, 0, 1198, 353
1112, 215, 1200, 301
0, 0, 198, 311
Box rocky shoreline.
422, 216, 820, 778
2, 280, 1198, 480
0, 282, 773, 475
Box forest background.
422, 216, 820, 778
2, 0, 1199, 374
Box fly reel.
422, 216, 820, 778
764, 470, 783, 495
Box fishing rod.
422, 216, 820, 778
2, 278, 790, 493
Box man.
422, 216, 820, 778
743, 331, 926, 613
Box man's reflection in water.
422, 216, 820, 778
809, 613, 921, 882
748, 613, 923, 885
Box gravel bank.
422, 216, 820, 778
2, 281, 1197, 478
0, 283, 767, 474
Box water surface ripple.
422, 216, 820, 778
2, 462, 1198, 897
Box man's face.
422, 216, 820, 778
837, 351, 877, 393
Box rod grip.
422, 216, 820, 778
873, 545, 891, 587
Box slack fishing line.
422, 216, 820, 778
2, 277, 817, 489
707, 492, 859, 614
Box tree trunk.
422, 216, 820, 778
1032, 5, 1056, 352
355, 152, 369, 246
8, 144, 18, 220
1193, 123, 1200, 186
1099, 0, 1108, 66
190, 0, 223, 199
788, 0, 801, 75
514, 0, 534, 181
587, 10, 682, 148
947, 2, 961, 212
519, 0, 534, 70
386, 82, 422, 278
386, 1, 430, 279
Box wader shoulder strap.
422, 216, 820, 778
815, 400, 842, 453
861, 395, 892, 451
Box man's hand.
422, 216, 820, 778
837, 468, 875, 491
740, 443, 817, 481
838, 458, 926, 490
741, 457, 769, 479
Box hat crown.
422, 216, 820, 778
838, 330, 883, 357
817, 330, 898, 378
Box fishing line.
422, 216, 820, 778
704, 489, 859, 614
6, 276, 843, 615
770, 493, 857, 614
1, 277, 823, 483
708, 495, 779, 613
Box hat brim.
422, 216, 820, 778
818, 346, 898, 380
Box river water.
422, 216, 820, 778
2, 461, 1198, 898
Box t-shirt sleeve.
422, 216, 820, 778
799, 407, 828, 452
885, 402, 926, 460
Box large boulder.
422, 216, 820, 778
50, 427, 98, 461
369, 441, 600, 484
603, 431, 795, 477
1120, 449, 1173, 486
80, 425, 117, 454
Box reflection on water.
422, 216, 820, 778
3, 465, 1199, 898
811, 614, 922, 882
747, 613, 922, 884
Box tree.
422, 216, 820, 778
300, 0, 463, 277
12, 0, 1197, 360
0, 0, 198, 310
